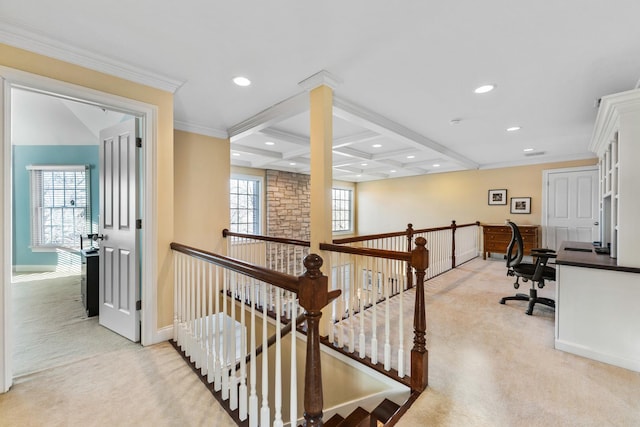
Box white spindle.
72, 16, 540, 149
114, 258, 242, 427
398, 269, 405, 377
207, 264, 214, 383
260, 282, 270, 427
214, 267, 222, 391
384, 257, 391, 371
239, 275, 248, 421
222, 269, 230, 401
249, 281, 258, 427
370, 256, 378, 365
229, 273, 238, 410
273, 291, 283, 427
289, 294, 298, 427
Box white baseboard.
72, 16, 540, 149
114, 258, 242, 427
555, 339, 640, 373
13, 265, 57, 273
149, 325, 174, 345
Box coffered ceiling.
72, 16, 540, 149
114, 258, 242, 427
2, 2, 640, 181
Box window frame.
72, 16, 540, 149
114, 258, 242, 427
332, 187, 354, 234
27, 164, 91, 251
229, 174, 264, 236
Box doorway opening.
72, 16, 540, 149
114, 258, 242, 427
10, 88, 140, 377
2, 67, 159, 392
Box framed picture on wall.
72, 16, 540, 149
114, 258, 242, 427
488, 189, 507, 205
510, 197, 531, 214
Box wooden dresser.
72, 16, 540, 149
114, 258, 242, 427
482, 224, 540, 259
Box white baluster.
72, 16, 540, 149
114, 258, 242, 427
260, 282, 270, 427
371, 257, 378, 365
289, 294, 298, 427
229, 272, 238, 410
249, 281, 258, 427
273, 291, 283, 427
384, 258, 391, 371
398, 268, 405, 377
239, 275, 248, 421
207, 264, 214, 383
222, 269, 230, 401
214, 268, 222, 392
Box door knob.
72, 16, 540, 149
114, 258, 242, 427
594, 222, 599, 226
93, 234, 105, 241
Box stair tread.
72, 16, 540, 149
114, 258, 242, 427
324, 414, 346, 427
341, 406, 370, 427
371, 398, 401, 423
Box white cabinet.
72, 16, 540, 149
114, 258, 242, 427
590, 89, 640, 268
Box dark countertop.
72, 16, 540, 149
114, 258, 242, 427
556, 241, 640, 273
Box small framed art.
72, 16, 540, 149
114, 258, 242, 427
510, 197, 531, 214
488, 189, 507, 205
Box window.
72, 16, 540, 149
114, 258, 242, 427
230, 177, 261, 234
28, 165, 90, 250
332, 188, 353, 232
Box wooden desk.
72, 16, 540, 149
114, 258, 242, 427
482, 224, 539, 259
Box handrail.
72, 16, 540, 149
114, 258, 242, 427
171, 242, 300, 293
332, 220, 480, 244
222, 228, 310, 247
319, 242, 411, 262
412, 221, 480, 234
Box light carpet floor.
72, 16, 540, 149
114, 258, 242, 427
2, 259, 640, 426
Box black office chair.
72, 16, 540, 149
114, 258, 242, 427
500, 221, 556, 315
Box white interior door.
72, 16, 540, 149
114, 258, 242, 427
544, 166, 599, 250
99, 119, 140, 342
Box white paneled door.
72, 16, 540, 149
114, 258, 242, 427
98, 119, 140, 342
544, 166, 599, 251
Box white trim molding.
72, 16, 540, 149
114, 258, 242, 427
0, 21, 184, 93
174, 120, 228, 140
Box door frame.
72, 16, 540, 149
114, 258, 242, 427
1, 66, 159, 392
541, 164, 599, 248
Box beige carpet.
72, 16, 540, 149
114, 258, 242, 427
11, 272, 135, 377
2, 260, 640, 426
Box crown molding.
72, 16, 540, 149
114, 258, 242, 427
479, 152, 597, 170
0, 21, 184, 93
174, 120, 228, 139
298, 70, 342, 91
590, 88, 640, 157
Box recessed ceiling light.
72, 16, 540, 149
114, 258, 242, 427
233, 76, 251, 87
265, 141, 275, 146
390, 170, 396, 173
372, 144, 382, 148
433, 164, 441, 167
356, 174, 362, 177
523, 148, 534, 152
232, 152, 240, 156
474, 84, 495, 94
289, 162, 296, 166
507, 126, 521, 132
407, 155, 415, 159
361, 163, 368, 166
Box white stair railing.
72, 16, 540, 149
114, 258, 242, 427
171, 242, 336, 427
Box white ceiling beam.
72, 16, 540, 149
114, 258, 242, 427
333, 146, 372, 161
259, 127, 309, 146
282, 147, 310, 160
332, 130, 380, 148
231, 144, 283, 159
333, 96, 479, 170
370, 147, 416, 161
228, 92, 308, 141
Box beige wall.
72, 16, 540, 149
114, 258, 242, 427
174, 130, 230, 254
357, 159, 597, 234
0, 43, 175, 329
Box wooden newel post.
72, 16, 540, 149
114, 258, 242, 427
406, 223, 414, 289
451, 220, 457, 269
298, 254, 330, 427
410, 237, 429, 392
